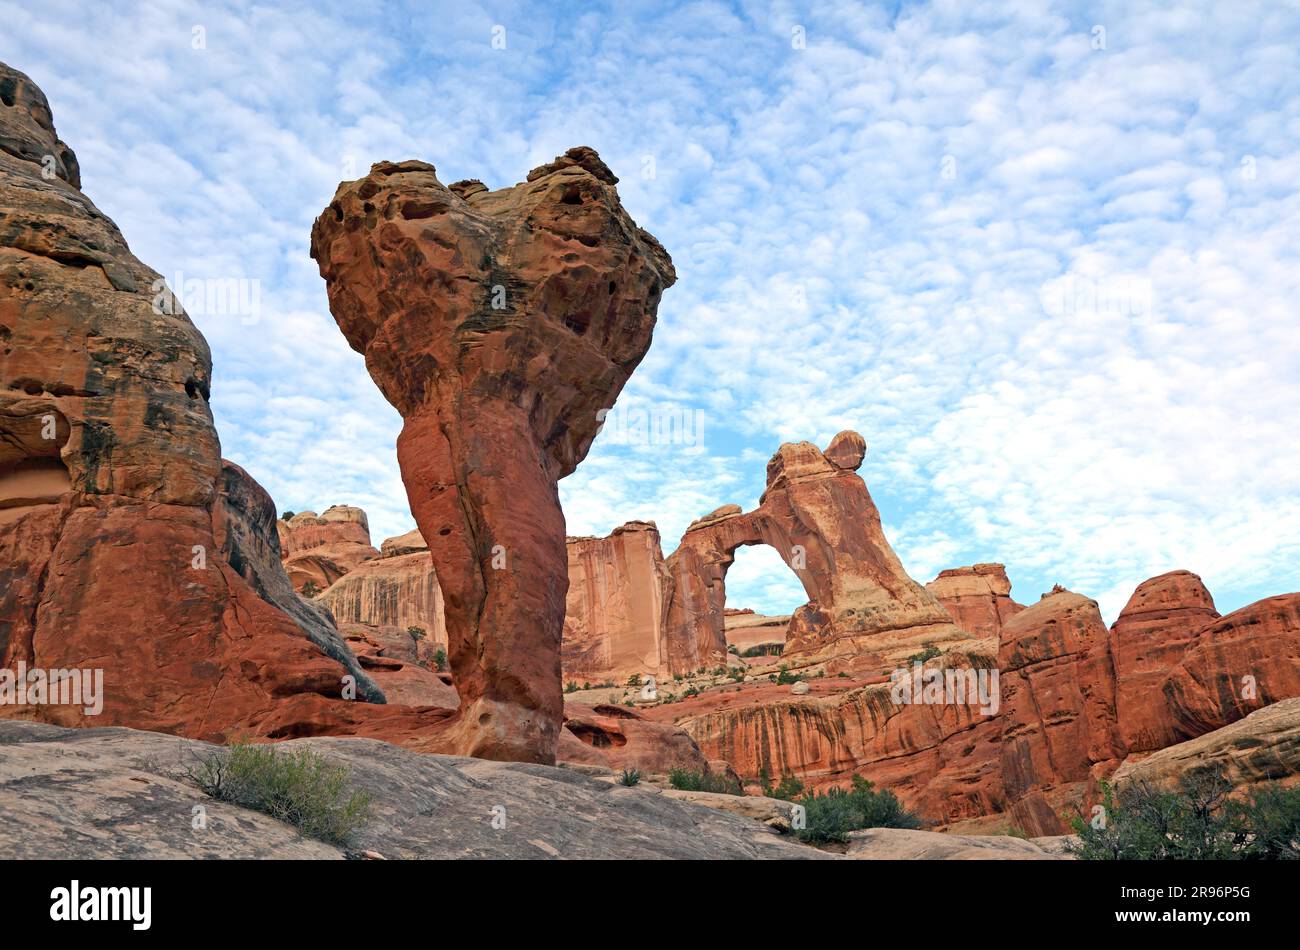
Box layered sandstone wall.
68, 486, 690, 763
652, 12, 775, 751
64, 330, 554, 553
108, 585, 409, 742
562, 521, 669, 684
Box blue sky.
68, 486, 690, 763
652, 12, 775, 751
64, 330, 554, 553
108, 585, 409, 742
5, 0, 1300, 622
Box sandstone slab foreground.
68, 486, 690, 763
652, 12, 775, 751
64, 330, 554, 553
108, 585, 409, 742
0, 722, 824, 860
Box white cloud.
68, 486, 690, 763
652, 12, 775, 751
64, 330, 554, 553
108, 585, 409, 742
5, 0, 1299, 622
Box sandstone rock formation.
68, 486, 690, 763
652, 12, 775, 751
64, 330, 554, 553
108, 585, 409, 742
1161, 593, 1300, 740
277, 505, 379, 593
317, 545, 447, 652
661, 432, 967, 674
0, 61, 392, 739
560, 701, 709, 774
654, 568, 1300, 836
316, 525, 451, 707
311, 147, 675, 763
380, 527, 426, 558
562, 521, 669, 685
213, 463, 382, 701
997, 590, 1127, 833
1110, 570, 1219, 753
1112, 697, 1300, 793
724, 609, 791, 657
927, 564, 1024, 639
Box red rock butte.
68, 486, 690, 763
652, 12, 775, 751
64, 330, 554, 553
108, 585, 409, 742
310, 147, 676, 763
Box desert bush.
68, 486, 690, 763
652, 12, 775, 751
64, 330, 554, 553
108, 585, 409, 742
668, 767, 744, 796
775, 665, 802, 685
186, 740, 372, 845
794, 775, 922, 844
907, 645, 941, 664
1068, 768, 1300, 860
620, 768, 641, 787
431, 647, 447, 672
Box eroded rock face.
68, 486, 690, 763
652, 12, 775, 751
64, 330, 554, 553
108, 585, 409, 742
927, 564, 1024, 639
1113, 697, 1300, 793
562, 521, 669, 685
662, 432, 966, 674
998, 590, 1127, 834
277, 505, 379, 594
1110, 570, 1219, 753
318, 549, 447, 653
310, 147, 675, 763
1161, 594, 1300, 740
0, 61, 386, 739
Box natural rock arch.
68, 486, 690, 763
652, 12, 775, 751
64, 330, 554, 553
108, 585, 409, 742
662, 431, 966, 674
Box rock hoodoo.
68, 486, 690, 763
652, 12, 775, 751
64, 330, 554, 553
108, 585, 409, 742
310, 147, 675, 763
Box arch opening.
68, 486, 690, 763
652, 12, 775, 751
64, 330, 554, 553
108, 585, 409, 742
720, 543, 808, 662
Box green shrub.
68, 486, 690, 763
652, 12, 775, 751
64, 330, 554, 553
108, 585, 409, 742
300, 580, 321, 598
907, 645, 942, 664
775, 664, 803, 686
407, 625, 426, 644
186, 740, 372, 845
772, 775, 807, 801
564, 682, 579, 694
431, 647, 447, 672
620, 768, 641, 787
741, 643, 783, 658
794, 775, 922, 844
668, 767, 744, 796
1068, 768, 1300, 860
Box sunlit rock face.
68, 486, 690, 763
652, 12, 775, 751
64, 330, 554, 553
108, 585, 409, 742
0, 60, 385, 738
311, 147, 675, 763
276, 506, 379, 594
927, 564, 1024, 640
562, 522, 670, 686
